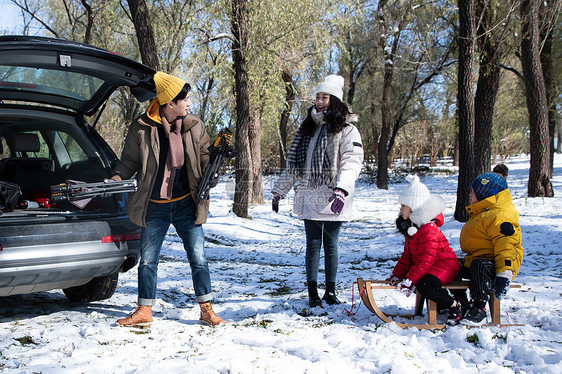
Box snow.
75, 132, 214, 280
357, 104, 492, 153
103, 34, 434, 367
1, 154, 562, 373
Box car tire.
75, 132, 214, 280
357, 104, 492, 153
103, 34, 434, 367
63, 272, 119, 302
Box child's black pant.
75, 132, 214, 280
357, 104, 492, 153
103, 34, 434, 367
452, 258, 495, 309
416, 274, 455, 309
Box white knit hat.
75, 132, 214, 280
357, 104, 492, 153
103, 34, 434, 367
398, 175, 430, 212
314, 75, 344, 101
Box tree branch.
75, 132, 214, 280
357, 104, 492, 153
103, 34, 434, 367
11, 0, 59, 37
500, 63, 524, 80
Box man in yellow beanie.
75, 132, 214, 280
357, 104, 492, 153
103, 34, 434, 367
110, 71, 225, 327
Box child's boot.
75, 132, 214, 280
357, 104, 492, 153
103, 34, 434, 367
446, 300, 465, 324
460, 305, 487, 326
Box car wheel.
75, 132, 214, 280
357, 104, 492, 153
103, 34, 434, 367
63, 272, 119, 302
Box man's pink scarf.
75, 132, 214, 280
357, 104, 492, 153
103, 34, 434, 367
159, 112, 184, 199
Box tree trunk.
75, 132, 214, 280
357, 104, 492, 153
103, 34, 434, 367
80, 0, 94, 45
454, 0, 476, 222
375, 3, 399, 190
278, 69, 295, 169
347, 73, 356, 106
474, 0, 501, 175
346, 63, 364, 107
520, 0, 553, 197
249, 106, 264, 204
376, 60, 392, 189
127, 0, 160, 71
370, 101, 379, 166
540, 23, 555, 178
453, 132, 459, 167
198, 76, 214, 124
116, 87, 142, 127
231, 0, 251, 217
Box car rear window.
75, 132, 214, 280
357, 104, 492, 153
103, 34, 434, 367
0, 66, 105, 102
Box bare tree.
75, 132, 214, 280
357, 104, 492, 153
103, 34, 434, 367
541, 30, 556, 177
11, 0, 99, 42
520, 0, 554, 197
374, 0, 401, 189
538, 0, 561, 176
455, 0, 476, 222
473, 0, 503, 175
373, 1, 455, 189
386, 45, 455, 162
10, 0, 59, 36
278, 69, 296, 169
80, 0, 94, 43
249, 103, 264, 205
126, 0, 160, 70
231, 0, 252, 217
340, 22, 369, 108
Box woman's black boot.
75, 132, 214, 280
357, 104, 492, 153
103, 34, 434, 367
322, 282, 341, 305
307, 281, 322, 307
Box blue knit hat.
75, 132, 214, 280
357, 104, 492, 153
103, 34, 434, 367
471, 172, 508, 201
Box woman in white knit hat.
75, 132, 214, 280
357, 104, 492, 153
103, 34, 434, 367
271, 75, 364, 307
386, 175, 462, 323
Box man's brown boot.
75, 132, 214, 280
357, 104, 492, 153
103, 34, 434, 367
117, 305, 153, 326
199, 302, 225, 327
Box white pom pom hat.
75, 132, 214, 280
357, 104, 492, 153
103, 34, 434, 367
398, 175, 430, 213
314, 75, 344, 101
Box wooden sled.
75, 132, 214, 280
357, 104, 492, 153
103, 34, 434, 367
357, 278, 522, 330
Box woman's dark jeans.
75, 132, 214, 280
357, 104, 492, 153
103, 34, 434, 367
304, 220, 342, 284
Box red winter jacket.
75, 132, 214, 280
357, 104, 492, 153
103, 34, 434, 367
392, 213, 459, 285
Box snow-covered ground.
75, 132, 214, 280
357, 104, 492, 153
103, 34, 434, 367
1, 154, 561, 373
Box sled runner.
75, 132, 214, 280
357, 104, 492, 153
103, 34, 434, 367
357, 278, 521, 330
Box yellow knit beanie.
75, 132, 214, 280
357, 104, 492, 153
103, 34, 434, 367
154, 71, 186, 104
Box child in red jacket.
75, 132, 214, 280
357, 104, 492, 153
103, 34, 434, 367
386, 175, 461, 322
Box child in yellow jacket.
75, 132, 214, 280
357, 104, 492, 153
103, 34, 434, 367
457, 172, 524, 326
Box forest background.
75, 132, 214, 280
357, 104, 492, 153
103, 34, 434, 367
1, 0, 560, 220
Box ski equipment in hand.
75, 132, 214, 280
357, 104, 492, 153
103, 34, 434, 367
197, 128, 237, 200
51, 179, 138, 208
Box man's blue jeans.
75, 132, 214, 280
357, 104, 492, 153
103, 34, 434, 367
137, 196, 212, 306
304, 220, 343, 284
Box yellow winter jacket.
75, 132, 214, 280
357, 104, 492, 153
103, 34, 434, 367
460, 189, 524, 279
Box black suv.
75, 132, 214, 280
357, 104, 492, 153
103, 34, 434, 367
0, 36, 155, 301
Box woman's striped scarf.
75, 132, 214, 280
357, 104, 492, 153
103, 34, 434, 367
286, 108, 340, 188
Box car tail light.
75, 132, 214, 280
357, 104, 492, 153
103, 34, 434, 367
102, 233, 141, 243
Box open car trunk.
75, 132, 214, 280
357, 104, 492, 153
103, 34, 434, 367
0, 106, 124, 222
